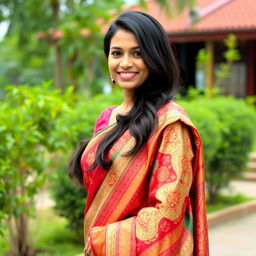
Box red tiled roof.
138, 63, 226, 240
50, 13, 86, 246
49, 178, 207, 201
125, 0, 256, 34
38, 0, 256, 43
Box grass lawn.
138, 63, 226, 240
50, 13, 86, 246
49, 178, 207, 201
0, 208, 83, 256
207, 193, 256, 213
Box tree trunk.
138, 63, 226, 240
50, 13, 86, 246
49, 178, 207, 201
67, 52, 78, 91
8, 213, 34, 256
54, 45, 64, 90
51, 0, 64, 90
208, 187, 219, 205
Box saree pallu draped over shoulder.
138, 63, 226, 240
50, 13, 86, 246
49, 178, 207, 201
81, 102, 209, 256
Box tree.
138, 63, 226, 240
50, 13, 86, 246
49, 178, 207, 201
0, 0, 125, 91
0, 0, 196, 93
0, 0, 56, 88
0, 83, 74, 256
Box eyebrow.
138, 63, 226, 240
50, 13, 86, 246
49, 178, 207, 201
110, 46, 140, 50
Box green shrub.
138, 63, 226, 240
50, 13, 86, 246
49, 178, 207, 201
51, 165, 86, 240
181, 96, 256, 203
204, 97, 256, 203
178, 100, 221, 171
0, 83, 75, 255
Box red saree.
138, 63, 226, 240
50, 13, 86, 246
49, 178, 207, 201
81, 101, 209, 256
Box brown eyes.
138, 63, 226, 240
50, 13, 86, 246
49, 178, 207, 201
133, 51, 141, 57
110, 51, 141, 57
111, 51, 121, 56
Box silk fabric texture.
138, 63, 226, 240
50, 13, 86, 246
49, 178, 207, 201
81, 101, 209, 256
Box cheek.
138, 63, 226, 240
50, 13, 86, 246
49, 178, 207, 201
142, 66, 149, 80
108, 59, 117, 71
139, 61, 149, 76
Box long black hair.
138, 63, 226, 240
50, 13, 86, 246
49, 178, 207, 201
68, 11, 180, 185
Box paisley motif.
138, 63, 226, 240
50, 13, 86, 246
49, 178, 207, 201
136, 209, 162, 241
157, 183, 185, 221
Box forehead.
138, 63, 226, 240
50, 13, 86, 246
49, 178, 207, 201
110, 29, 139, 47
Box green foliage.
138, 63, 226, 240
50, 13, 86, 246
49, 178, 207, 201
246, 95, 256, 111
50, 165, 86, 239
178, 100, 222, 172
204, 97, 256, 203
57, 0, 125, 92
0, 34, 53, 87
0, 0, 126, 92
0, 82, 75, 253
180, 96, 256, 203
215, 34, 241, 85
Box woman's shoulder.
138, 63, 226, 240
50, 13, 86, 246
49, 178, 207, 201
93, 106, 117, 135
158, 101, 202, 148
158, 101, 191, 123
98, 106, 117, 119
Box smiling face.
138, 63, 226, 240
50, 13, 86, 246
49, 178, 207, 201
108, 29, 149, 94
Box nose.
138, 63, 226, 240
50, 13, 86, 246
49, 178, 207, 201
120, 55, 132, 69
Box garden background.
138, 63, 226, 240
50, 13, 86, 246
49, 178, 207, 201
0, 0, 256, 255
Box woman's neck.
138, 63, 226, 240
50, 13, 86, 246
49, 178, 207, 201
108, 91, 133, 125
119, 90, 134, 114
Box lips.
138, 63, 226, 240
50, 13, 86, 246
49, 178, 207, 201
118, 71, 138, 80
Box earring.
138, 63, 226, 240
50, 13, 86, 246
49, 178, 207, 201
111, 78, 116, 84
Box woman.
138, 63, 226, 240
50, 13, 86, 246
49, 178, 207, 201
69, 11, 209, 256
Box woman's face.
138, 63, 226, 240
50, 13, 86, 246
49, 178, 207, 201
108, 29, 149, 93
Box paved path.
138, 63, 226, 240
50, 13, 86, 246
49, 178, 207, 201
209, 213, 256, 256
35, 188, 55, 209
222, 180, 256, 198
209, 180, 256, 256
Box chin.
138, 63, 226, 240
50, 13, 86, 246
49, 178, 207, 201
119, 84, 141, 90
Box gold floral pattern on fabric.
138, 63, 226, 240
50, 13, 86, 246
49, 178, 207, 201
157, 123, 193, 221
163, 125, 182, 145
157, 166, 172, 182
107, 172, 117, 187
155, 154, 177, 183
136, 122, 194, 243
157, 183, 185, 221
136, 209, 162, 242
87, 152, 95, 165
140, 222, 184, 256
159, 220, 171, 233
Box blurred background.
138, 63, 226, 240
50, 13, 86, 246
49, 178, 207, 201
0, 0, 255, 255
